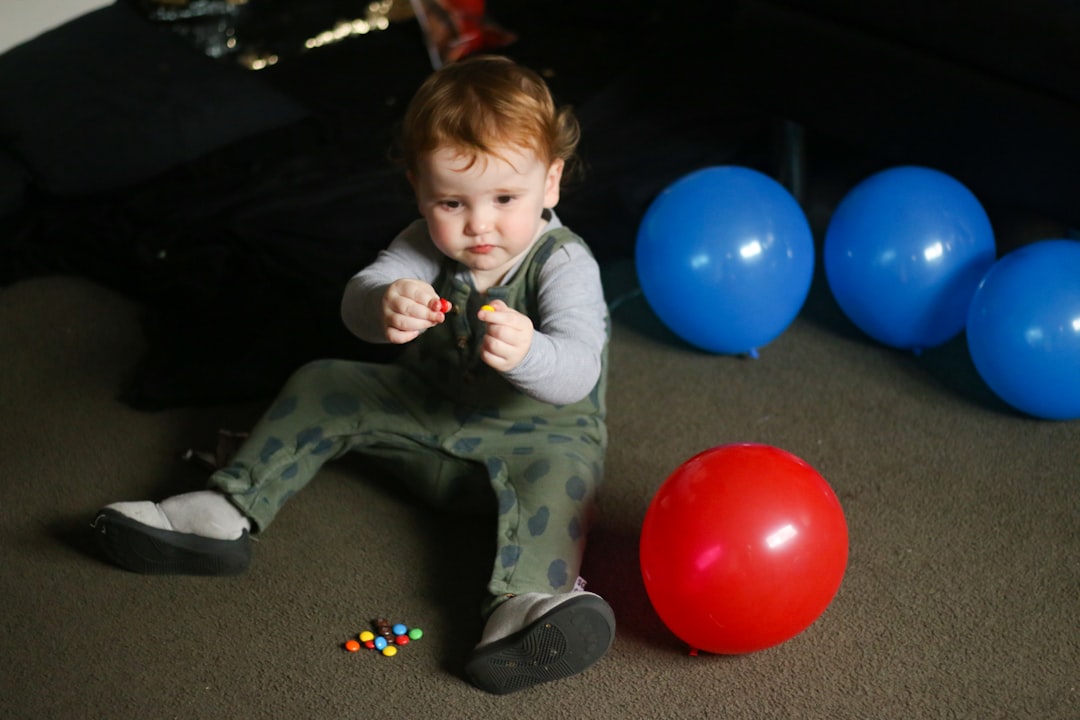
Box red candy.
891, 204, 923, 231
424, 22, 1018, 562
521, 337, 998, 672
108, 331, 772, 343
437, 298, 451, 313
394, 635, 410, 646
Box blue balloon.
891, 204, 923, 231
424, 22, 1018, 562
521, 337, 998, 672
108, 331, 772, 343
824, 166, 996, 351
634, 166, 814, 355
967, 239, 1080, 420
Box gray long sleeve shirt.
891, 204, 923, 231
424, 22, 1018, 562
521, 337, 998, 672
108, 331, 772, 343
340, 212, 607, 406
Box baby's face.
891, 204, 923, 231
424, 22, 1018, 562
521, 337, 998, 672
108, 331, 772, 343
412, 145, 563, 289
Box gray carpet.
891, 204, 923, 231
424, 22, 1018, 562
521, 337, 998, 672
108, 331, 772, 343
2, 240, 1078, 718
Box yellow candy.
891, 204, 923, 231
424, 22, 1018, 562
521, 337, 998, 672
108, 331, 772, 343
481, 304, 495, 313
381, 645, 398, 657
358, 630, 375, 643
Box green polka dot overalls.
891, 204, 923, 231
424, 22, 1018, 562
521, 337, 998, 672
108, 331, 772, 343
208, 229, 608, 613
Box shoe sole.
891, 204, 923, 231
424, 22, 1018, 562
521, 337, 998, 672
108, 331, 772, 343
465, 594, 615, 694
92, 508, 251, 575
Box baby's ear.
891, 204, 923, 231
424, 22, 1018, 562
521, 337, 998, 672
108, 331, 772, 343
544, 158, 565, 208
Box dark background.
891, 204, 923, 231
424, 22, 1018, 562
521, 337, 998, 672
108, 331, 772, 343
2, 0, 1079, 409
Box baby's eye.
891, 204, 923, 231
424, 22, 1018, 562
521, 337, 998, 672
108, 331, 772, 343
495, 195, 516, 205
440, 200, 462, 210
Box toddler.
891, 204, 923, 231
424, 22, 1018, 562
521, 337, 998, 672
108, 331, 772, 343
93, 54, 614, 695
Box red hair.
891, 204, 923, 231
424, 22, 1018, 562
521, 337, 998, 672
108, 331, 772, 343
400, 55, 579, 177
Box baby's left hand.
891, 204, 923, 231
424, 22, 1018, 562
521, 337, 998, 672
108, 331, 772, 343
478, 300, 533, 372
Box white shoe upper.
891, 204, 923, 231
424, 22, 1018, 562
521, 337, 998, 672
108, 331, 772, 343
476, 591, 604, 648
104, 490, 249, 540
103, 501, 174, 531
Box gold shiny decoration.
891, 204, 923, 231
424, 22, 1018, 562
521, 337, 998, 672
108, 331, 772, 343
242, 53, 279, 70
304, 0, 396, 50
237, 0, 406, 71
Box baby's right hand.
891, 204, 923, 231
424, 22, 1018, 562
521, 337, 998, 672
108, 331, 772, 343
381, 279, 448, 344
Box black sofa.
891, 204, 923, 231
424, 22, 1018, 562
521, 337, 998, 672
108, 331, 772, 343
719, 0, 1080, 230
1, 0, 1075, 408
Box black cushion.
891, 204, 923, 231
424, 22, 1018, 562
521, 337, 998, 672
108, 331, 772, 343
0, 1, 309, 198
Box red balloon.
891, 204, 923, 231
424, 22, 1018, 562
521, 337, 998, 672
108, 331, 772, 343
640, 444, 848, 654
